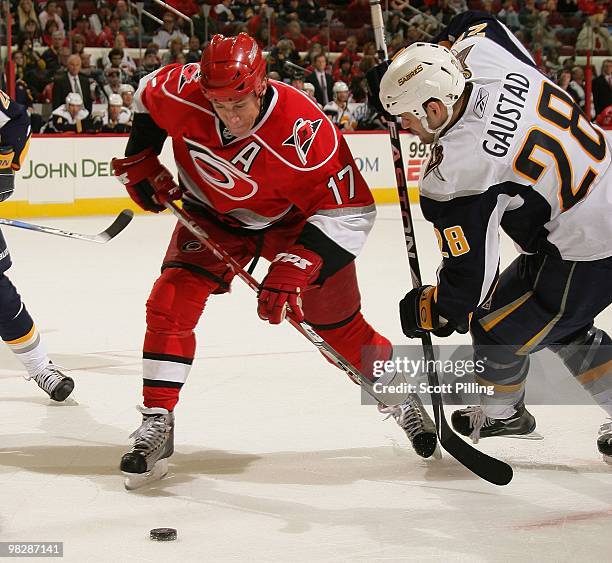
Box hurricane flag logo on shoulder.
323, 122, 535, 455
282, 118, 322, 165
178, 63, 201, 93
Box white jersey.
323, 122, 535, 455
418, 22, 611, 322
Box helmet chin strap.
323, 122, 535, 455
419, 103, 454, 143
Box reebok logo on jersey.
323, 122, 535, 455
282, 118, 322, 165
473, 88, 489, 119
397, 64, 423, 86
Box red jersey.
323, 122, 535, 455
135, 63, 376, 259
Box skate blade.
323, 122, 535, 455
432, 444, 442, 460
123, 459, 168, 490
498, 431, 544, 441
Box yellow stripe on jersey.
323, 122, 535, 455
6, 324, 36, 345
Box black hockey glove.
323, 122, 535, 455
365, 60, 394, 121
0, 146, 16, 203
399, 285, 457, 339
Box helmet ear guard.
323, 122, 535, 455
379, 43, 465, 135
200, 33, 267, 102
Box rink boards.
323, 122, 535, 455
2, 131, 430, 218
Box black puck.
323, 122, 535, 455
150, 528, 177, 541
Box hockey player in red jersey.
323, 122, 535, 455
112, 33, 437, 488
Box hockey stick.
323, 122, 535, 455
0, 210, 134, 243
164, 201, 405, 404
369, 0, 513, 485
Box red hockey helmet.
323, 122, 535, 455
200, 33, 267, 102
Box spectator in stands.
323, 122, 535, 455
153, 12, 189, 49
304, 42, 325, 71
104, 44, 137, 80
185, 36, 203, 63
310, 23, 337, 52
101, 93, 132, 132
268, 39, 301, 79
282, 20, 310, 52
39, 1, 64, 34
593, 59, 612, 117
44, 92, 92, 134
70, 34, 86, 56
302, 82, 321, 107
333, 56, 357, 85
162, 37, 186, 65
168, 0, 199, 16
53, 54, 93, 113
247, 4, 278, 47
90, 1, 113, 36
41, 29, 65, 77
214, 0, 236, 23
70, 15, 98, 47
305, 53, 334, 107
115, 0, 140, 41
558, 0, 579, 12
498, 0, 521, 31
576, 14, 612, 53
567, 66, 595, 118
119, 84, 135, 115
192, 1, 218, 44
386, 12, 404, 43
132, 47, 161, 84
337, 34, 362, 67
17, 0, 40, 35
519, 0, 539, 29
20, 18, 43, 48
97, 15, 126, 48
102, 67, 124, 101
41, 19, 59, 48
323, 81, 358, 131
298, 0, 325, 24
345, 0, 370, 27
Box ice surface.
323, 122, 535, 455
1, 205, 610, 562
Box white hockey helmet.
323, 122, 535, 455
332, 81, 349, 99
379, 43, 465, 133
65, 92, 83, 107
109, 93, 123, 106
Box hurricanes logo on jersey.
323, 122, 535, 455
178, 63, 201, 93
282, 118, 322, 165
185, 137, 259, 201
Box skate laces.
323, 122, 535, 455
379, 395, 426, 442
33, 364, 67, 395
463, 406, 496, 444
130, 407, 170, 453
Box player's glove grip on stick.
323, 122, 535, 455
399, 285, 456, 338
258, 247, 323, 325
112, 148, 182, 213
0, 146, 16, 203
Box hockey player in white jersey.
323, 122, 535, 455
0, 89, 74, 401
377, 13, 612, 462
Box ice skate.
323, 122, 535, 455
379, 394, 440, 459
31, 363, 74, 402
597, 420, 612, 465
120, 406, 174, 490
451, 403, 540, 444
